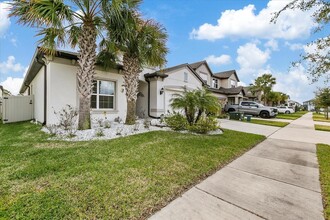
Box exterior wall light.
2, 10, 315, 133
160, 88, 164, 95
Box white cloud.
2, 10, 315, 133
10, 37, 17, 46
205, 54, 231, 66
0, 77, 23, 95
237, 81, 247, 87
271, 64, 310, 102
0, 56, 25, 75
190, 0, 316, 41
236, 42, 271, 76
285, 42, 304, 51
0, 1, 11, 37
264, 39, 278, 51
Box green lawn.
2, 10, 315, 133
315, 124, 330, 132
313, 113, 330, 123
276, 111, 308, 120
246, 119, 289, 127
317, 144, 330, 220
0, 122, 264, 219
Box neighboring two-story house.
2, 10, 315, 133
20, 48, 248, 124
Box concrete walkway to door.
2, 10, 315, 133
149, 112, 326, 220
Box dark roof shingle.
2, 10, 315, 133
209, 86, 245, 95
214, 70, 240, 82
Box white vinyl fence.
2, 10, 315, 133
2, 96, 34, 124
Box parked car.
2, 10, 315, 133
224, 101, 278, 118
276, 106, 295, 114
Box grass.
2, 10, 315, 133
313, 112, 330, 123
275, 111, 308, 120
317, 144, 330, 220
246, 119, 289, 127
0, 122, 264, 219
315, 124, 330, 132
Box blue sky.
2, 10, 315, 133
0, 0, 329, 103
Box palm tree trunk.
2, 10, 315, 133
123, 54, 141, 124
77, 23, 97, 130
195, 109, 203, 123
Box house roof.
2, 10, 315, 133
189, 61, 204, 70
213, 70, 240, 82
144, 72, 169, 79
20, 47, 122, 94
154, 63, 188, 74
148, 63, 206, 85
243, 86, 257, 98
189, 60, 214, 75
209, 86, 246, 96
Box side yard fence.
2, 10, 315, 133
1, 96, 34, 124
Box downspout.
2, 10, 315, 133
24, 84, 31, 95
146, 79, 160, 119
35, 56, 47, 125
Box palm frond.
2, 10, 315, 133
36, 27, 66, 56
10, 0, 73, 27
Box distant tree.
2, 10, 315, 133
250, 74, 276, 104
272, 0, 330, 82
314, 87, 330, 119
279, 92, 290, 105
268, 91, 281, 106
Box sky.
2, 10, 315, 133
0, 0, 329, 103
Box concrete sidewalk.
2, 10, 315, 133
270, 112, 330, 144
219, 119, 280, 137
150, 113, 326, 220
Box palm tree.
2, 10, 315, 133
279, 92, 289, 105
194, 88, 220, 122
250, 73, 276, 104
10, 0, 140, 129
99, 12, 168, 124
268, 91, 281, 106
170, 90, 197, 125
170, 88, 220, 125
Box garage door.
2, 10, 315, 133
164, 89, 182, 113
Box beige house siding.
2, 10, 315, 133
29, 67, 45, 123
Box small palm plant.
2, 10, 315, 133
170, 88, 220, 125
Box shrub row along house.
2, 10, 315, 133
20, 48, 256, 125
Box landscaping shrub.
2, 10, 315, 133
165, 112, 187, 131
187, 116, 219, 134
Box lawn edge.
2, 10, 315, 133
144, 131, 266, 219
317, 143, 330, 220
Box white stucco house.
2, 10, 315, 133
20, 48, 245, 125
303, 99, 315, 111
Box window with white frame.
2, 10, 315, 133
91, 80, 116, 109
184, 72, 188, 82
230, 79, 236, 88
212, 78, 218, 88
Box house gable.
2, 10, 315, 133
165, 66, 204, 89
189, 61, 213, 86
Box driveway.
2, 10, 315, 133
219, 119, 280, 137
150, 112, 326, 220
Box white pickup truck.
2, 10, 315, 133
224, 101, 278, 118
